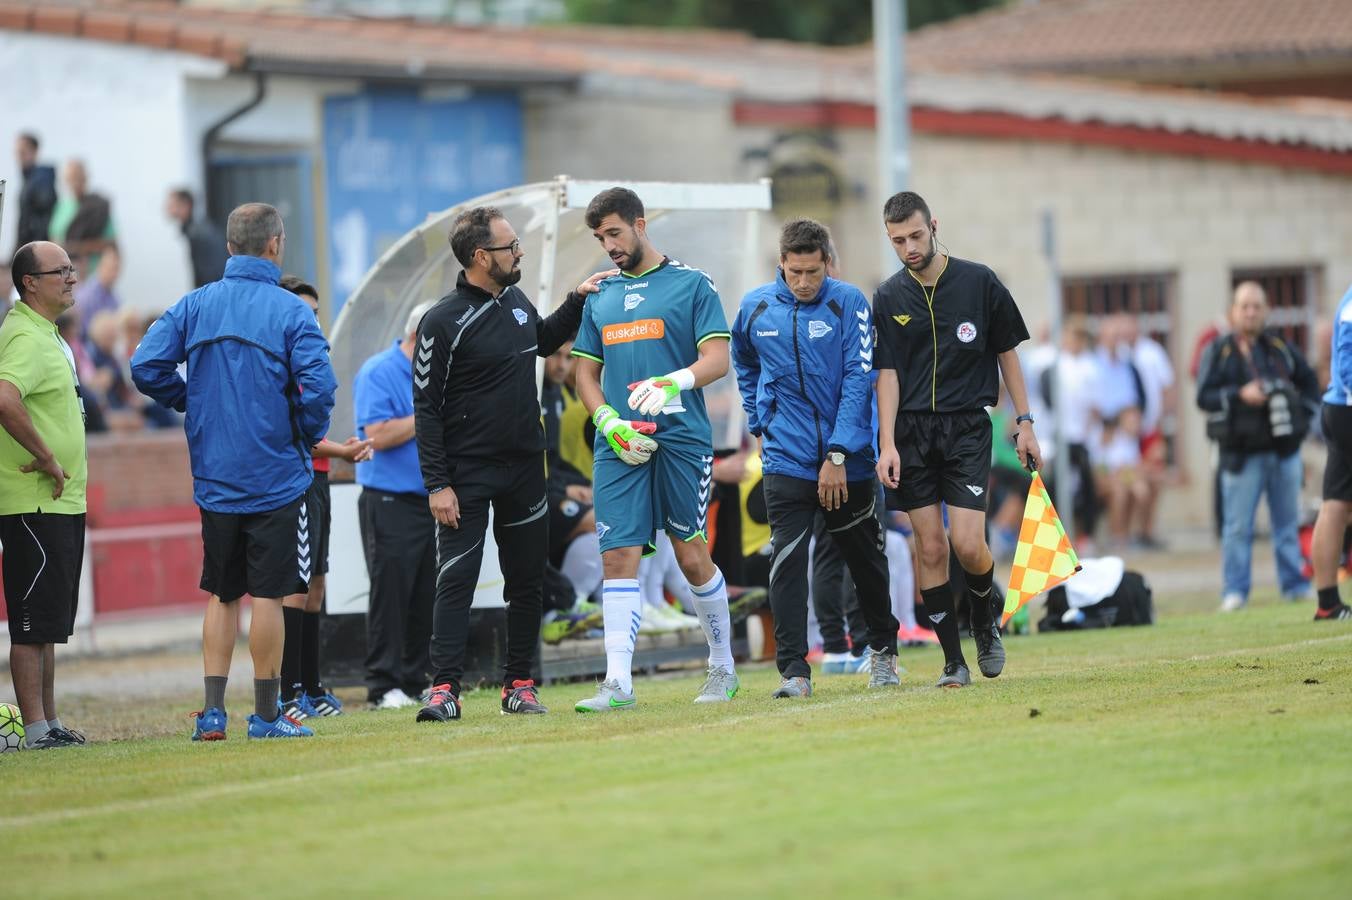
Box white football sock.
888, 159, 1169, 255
887, 531, 917, 630
561, 533, 603, 603
602, 579, 641, 693
690, 568, 734, 671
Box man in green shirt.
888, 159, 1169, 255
0, 241, 89, 749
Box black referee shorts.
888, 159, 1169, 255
1322, 403, 1352, 502
891, 410, 992, 512
0, 512, 85, 644
200, 495, 308, 602
307, 471, 332, 578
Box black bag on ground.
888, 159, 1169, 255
1038, 571, 1154, 631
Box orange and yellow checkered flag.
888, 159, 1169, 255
1002, 471, 1081, 625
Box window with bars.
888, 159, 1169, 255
1061, 272, 1174, 350
1230, 267, 1320, 356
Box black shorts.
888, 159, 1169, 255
200, 495, 308, 602
890, 410, 993, 512
548, 490, 592, 564
0, 512, 85, 644
306, 471, 332, 578
1322, 403, 1352, 502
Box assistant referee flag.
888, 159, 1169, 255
1003, 472, 1081, 625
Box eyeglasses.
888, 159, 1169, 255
29, 266, 78, 280
480, 240, 521, 255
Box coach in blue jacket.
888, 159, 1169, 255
731, 218, 899, 698
132, 202, 336, 741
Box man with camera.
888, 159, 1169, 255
1197, 281, 1319, 611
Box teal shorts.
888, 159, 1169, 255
592, 441, 715, 553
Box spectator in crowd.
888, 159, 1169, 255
165, 188, 228, 288
13, 133, 56, 253
84, 310, 140, 431
1039, 317, 1100, 546
1120, 315, 1176, 550
49, 160, 116, 279
542, 342, 604, 608
353, 301, 438, 710
1091, 315, 1147, 550
54, 312, 106, 434
277, 275, 372, 719
74, 244, 121, 331
732, 217, 899, 698
1197, 281, 1318, 612
0, 241, 89, 748
133, 202, 335, 741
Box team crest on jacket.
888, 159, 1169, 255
513, 308, 528, 326
808, 320, 832, 340
956, 321, 977, 343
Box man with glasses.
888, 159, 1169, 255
414, 207, 614, 722
0, 242, 88, 748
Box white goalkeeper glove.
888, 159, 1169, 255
627, 368, 695, 416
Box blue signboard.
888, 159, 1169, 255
323, 88, 523, 313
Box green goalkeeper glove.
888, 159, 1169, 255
594, 404, 659, 466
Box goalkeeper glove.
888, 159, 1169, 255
627, 367, 695, 416
594, 404, 659, 466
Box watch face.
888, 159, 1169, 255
829, 452, 845, 465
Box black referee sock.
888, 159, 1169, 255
301, 610, 323, 697
965, 564, 997, 628
255, 678, 281, 722
1318, 586, 1342, 611
921, 584, 966, 666
281, 607, 303, 701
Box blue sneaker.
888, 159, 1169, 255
307, 691, 343, 717
282, 694, 320, 720
191, 707, 228, 742
247, 713, 314, 739
821, 651, 871, 675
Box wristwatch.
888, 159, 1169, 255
1015, 413, 1035, 426
827, 448, 846, 466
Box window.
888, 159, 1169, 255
1062, 272, 1174, 350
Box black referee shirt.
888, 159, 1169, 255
873, 256, 1029, 413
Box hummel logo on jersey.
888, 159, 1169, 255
756, 329, 779, 337
967, 485, 985, 497
893, 314, 912, 326
929, 612, 947, 624
623, 292, 646, 312
666, 519, 691, 533
624, 281, 648, 291
513, 308, 529, 326
456, 304, 477, 326
808, 320, 832, 340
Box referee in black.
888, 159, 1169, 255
873, 191, 1042, 688
414, 207, 614, 722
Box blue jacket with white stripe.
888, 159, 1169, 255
131, 255, 336, 513
731, 270, 876, 483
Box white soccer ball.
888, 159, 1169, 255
0, 702, 24, 752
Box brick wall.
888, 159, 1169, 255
86, 430, 196, 523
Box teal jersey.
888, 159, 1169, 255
573, 257, 730, 452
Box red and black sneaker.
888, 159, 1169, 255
501, 679, 548, 715
1314, 603, 1352, 621
415, 683, 461, 723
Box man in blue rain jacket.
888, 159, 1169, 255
132, 202, 336, 741
731, 218, 898, 700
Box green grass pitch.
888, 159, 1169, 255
3, 603, 1350, 899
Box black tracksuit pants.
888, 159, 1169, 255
430, 455, 548, 695
812, 510, 870, 655
359, 488, 436, 702
763, 474, 898, 679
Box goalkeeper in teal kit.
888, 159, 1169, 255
570, 187, 739, 711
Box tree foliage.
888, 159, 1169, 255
561, 0, 1005, 45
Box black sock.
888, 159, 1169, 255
1318, 586, 1342, 611
965, 564, 996, 629
921, 583, 966, 666
204, 675, 228, 713
255, 677, 281, 721
301, 611, 323, 696
281, 607, 303, 701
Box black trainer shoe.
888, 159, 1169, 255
972, 620, 1006, 678
50, 726, 86, 745
28, 730, 78, 749
1314, 603, 1352, 621
501, 680, 548, 715
416, 683, 461, 723
936, 661, 972, 688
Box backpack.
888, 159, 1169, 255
1038, 571, 1154, 631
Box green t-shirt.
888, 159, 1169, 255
0, 301, 88, 514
